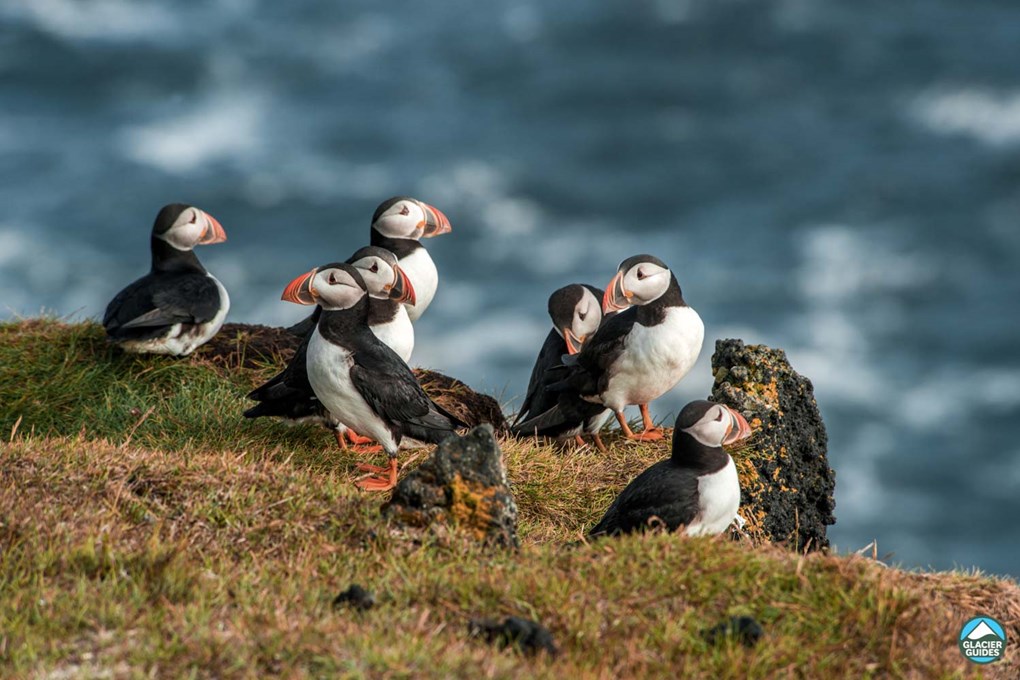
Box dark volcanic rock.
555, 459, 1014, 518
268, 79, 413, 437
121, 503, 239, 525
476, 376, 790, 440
703, 615, 764, 648
468, 616, 559, 657
711, 339, 836, 550
383, 425, 518, 548
332, 584, 375, 612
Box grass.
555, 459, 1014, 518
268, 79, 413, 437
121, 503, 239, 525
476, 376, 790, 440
1, 318, 1018, 678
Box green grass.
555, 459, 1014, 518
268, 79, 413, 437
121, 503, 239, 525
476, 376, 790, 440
1, 319, 1018, 678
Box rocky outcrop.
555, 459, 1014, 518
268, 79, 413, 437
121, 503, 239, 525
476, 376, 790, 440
383, 425, 518, 548
711, 339, 836, 551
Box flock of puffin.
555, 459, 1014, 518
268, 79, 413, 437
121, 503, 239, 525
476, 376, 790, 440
102, 198, 754, 537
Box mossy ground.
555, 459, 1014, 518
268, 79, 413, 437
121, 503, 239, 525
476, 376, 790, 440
1, 319, 1018, 678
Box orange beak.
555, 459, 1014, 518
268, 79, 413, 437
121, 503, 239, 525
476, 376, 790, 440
388, 264, 416, 305
722, 407, 753, 446
419, 202, 452, 237
602, 272, 631, 313
198, 212, 227, 245
563, 327, 584, 355
281, 268, 319, 305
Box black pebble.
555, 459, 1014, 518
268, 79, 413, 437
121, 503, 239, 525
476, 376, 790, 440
704, 615, 763, 648
332, 584, 375, 612
469, 616, 558, 657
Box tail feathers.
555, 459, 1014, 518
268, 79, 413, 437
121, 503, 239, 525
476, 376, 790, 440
588, 499, 622, 538
509, 404, 567, 437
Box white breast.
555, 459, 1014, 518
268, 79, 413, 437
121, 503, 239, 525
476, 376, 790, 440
119, 273, 230, 357
306, 329, 398, 454
371, 307, 415, 363
685, 456, 741, 536
600, 305, 704, 412
398, 248, 438, 322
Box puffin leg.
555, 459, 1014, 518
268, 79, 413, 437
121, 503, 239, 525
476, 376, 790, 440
593, 433, 607, 452
342, 429, 382, 454
333, 429, 347, 449
345, 429, 375, 446
574, 435, 587, 448
638, 404, 665, 438
355, 458, 399, 492
616, 411, 663, 442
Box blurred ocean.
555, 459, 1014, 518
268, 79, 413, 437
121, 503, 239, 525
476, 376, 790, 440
1, 0, 1018, 575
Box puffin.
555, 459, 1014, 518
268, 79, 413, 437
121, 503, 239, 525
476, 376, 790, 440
282, 262, 460, 491
510, 284, 613, 450
368, 196, 451, 322
589, 400, 752, 537
548, 254, 704, 441
243, 248, 416, 446
103, 203, 229, 356
288, 196, 451, 339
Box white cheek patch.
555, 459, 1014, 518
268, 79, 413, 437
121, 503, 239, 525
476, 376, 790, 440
684, 410, 729, 447
574, 293, 602, 338
158, 221, 205, 251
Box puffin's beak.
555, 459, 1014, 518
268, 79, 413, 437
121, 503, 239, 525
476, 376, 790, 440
602, 272, 631, 313
281, 268, 319, 305
722, 407, 753, 446
198, 212, 227, 245
388, 264, 416, 305
419, 202, 452, 238
563, 328, 585, 355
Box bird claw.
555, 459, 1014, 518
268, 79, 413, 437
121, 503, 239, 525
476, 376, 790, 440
627, 428, 664, 442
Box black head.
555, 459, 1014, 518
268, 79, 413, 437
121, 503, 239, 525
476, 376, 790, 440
281, 262, 368, 311
674, 400, 752, 451
150, 203, 227, 250
547, 283, 602, 355
370, 196, 452, 241
603, 254, 675, 311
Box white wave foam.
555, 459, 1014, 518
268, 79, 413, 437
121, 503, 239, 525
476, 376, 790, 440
2, 0, 175, 42
120, 91, 265, 174
913, 88, 1020, 147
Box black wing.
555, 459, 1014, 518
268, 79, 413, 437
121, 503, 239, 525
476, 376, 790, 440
513, 330, 567, 427
589, 461, 700, 536
548, 307, 637, 398
348, 334, 454, 436
104, 271, 221, 340
243, 332, 325, 421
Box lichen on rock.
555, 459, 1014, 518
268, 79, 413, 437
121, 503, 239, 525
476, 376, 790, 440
383, 425, 519, 548
711, 339, 836, 550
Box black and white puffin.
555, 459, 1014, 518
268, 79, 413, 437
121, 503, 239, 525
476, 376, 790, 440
589, 400, 752, 537
243, 248, 416, 444
550, 254, 704, 441
369, 196, 451, 322
282, 262, 459, 491
286, 196, 451, 337
102, 203, 229, 356
510, 283, 613, 450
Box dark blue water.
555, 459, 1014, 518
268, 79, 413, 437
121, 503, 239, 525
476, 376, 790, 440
2, 0, 1018, 576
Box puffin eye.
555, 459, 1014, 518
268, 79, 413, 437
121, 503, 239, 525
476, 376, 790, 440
579, 311, 587, 321
327, 272, 338, 285
370, 262, 379, 273
636, 269, 646, 280
188, 211, 198, 224
399, 205, 410, 216
715, 408, 725, 422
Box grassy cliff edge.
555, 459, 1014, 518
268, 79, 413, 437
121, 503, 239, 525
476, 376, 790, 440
1, 319, 1017, 678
